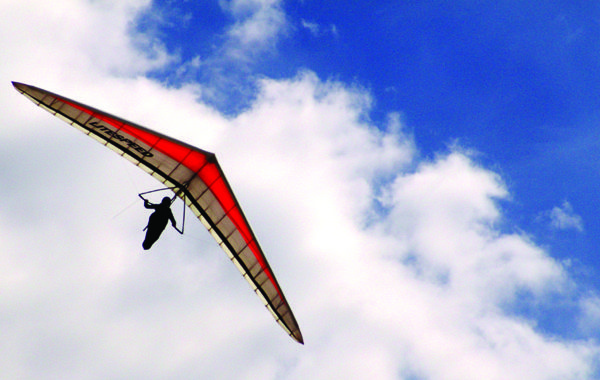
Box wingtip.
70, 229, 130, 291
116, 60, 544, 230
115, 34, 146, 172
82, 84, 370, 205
11, 81, 25, 91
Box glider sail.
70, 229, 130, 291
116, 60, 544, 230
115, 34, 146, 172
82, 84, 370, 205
12, 82, 303, 344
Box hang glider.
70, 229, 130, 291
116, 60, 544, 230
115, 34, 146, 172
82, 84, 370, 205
12, 82, 303, 344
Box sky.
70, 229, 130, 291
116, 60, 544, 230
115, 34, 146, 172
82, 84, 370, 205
1, 0, 600, 379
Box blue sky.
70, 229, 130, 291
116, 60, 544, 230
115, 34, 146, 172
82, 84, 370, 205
144, 1, 600, 282
2, 0, 600, 378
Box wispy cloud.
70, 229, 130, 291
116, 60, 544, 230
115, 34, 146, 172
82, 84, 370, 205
149, 0, 291, 111
301, 19, 320, 36
300, 19, 338, 38
549, 201, 584, 232
220, 0, 288, 60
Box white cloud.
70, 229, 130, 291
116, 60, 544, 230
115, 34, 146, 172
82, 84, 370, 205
301, 19, 320, 36
0, 0, 171, 83
301, 19, 339, 38
220, 0, 288, 60
549, 201, 584, 232
157, 0, 291, 109
1, 1, 600, 379
579, 296, 600, 330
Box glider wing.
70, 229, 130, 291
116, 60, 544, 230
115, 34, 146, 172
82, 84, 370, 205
12, 82, 303, 344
